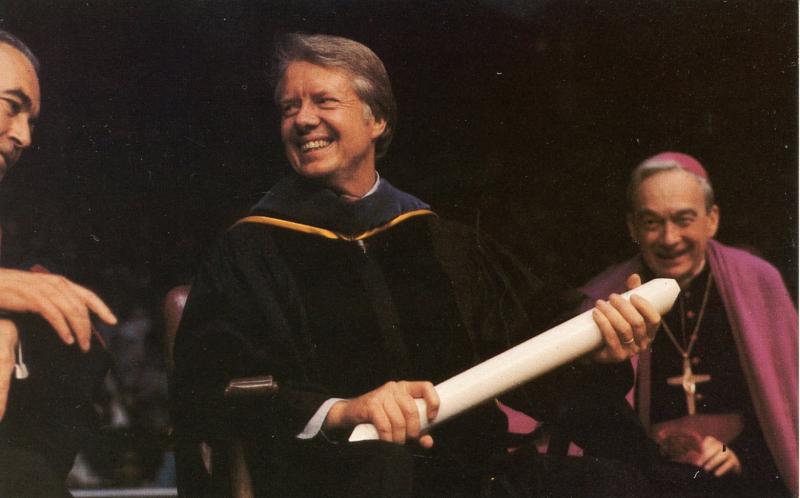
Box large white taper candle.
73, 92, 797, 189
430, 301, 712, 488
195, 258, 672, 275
349, 278, 679, 442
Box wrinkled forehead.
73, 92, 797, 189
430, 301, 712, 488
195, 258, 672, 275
0, 43, 41, 112
635, 169, 706, 211
276, 61, 357, 100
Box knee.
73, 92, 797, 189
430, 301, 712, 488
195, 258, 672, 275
350, 440, 415, 472
346, 441, 415, 497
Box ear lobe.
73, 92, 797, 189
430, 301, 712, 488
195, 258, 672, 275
371, 118, 387, 140
707, 205, 720, 238
626, 213, 638, 244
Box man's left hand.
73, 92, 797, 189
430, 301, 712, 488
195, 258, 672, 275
697, 436, 742, 477
591, 273, 661, 363
0, 319, 19, 421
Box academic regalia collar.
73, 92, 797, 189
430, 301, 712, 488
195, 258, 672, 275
247, 173, 432, 238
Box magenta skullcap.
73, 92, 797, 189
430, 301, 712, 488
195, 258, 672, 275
642, 151, 708, 180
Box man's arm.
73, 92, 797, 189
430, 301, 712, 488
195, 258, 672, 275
321, 278, 659, 448
0, 268, 117, 421
0, 268, 117, 351
171, 230, 335, 441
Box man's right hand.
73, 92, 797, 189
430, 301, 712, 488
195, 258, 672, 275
324, 381, 440, 448
0, 268, 117, 352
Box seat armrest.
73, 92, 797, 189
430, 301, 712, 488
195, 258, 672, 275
224, 376, 279, 398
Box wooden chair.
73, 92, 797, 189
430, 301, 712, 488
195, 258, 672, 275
164, 285, 277, 498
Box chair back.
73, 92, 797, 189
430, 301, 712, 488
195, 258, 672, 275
163, 285, 254, 498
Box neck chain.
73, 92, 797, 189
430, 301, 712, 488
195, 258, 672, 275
660, 270, 714, 358
661, 270, 714, 415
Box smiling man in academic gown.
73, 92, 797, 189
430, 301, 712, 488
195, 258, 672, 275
172, 33, 663, 497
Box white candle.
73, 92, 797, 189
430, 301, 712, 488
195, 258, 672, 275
349, 278, 680, 442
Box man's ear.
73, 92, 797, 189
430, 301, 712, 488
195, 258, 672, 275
370, 118, 387, 141
626, 213, 638, 244
707, 204, 720, 238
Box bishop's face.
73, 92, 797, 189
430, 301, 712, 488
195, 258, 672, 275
628, 169, 719, 289
277, 61, 386, 197
0, 43, 40, 181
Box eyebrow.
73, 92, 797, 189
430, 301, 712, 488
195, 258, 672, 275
636, 208, 698, 218
671, 209, 699, 219
1, 88, 38, 122
1, 88, 33, 110
279, 90, 339, 104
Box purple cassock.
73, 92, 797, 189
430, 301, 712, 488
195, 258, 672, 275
579, 239, 798, 494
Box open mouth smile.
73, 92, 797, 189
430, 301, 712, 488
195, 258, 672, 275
300, 139, 332, 153
654, 248, 690, 262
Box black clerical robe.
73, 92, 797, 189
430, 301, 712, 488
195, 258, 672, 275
648, 266, 780, 486
579, 251, 795, 496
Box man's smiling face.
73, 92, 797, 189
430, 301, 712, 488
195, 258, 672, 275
628, 169, 719, 289
277, 61, 385, 196
0, 43, 40, 181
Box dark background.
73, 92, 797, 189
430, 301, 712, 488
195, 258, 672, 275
0, 0, 796, 487
1, 0, 797, 302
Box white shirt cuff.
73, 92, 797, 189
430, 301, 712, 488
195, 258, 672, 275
296, 397, 345, 440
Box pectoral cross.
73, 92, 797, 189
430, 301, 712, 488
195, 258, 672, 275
667, 355, 711, 415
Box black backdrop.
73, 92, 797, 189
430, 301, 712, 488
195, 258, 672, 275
1, 0, 796, 302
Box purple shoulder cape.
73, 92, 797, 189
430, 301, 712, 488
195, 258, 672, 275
579, 240, 798, 493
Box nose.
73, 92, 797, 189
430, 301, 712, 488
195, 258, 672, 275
660, 221, 681, 246
9, 115, 33, 150
294, 102, 320, 130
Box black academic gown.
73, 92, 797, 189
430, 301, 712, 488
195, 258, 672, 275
171, 175, 653, 497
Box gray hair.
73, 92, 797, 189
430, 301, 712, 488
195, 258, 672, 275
0, 29, 40, 75
627, 159, 715, 213
271, 33, 396, 158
